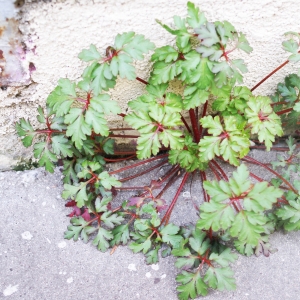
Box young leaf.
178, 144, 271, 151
93, 227, 114, 252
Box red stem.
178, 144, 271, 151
180, 113, 192, 134
189, 109, 200, 143
119, 160, 168, 182
211, 159, 229, 181
108, 134, 140, 138
104, 155, 136, 162
243, 155, 297, 193
199, 101, 208, 138
109, 153, 169, 175
276, 107, 293, 116
161, 172, 190, 225
250, 51, 300, 92
199, 171, 210, 202
136, 77, 148, 85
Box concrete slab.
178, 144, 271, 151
1, 164, 300, 299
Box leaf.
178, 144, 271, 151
276, 197, 300, 231
209, 248, 238, 267
78, 44, 101, 61
160, 223, 182, 248
101, 211, 124, 228
176, 271, 208, 299
183, 87, 209, 110
230, 211, 266, 254
245, 96, 283, 150
186, 1, 206, 28
93, 227, 114, 252
64, 217, 88, 241
65, 108, 91, 149
151, 46, 179, 63
98, 171, 122, 189
85, 107, 109, 136
204, 267, 236, 291
197, 201, 235, 231
129, 239, 152, 254
51, 135, 73, 157
62, 182, 88, 208
196, 22, 220, 47
15, 118, 35, 147
145, 246, 160, 264
111, 224, 130, 246
33, 142, 58, 173
282, 39, 299, 54
47, 79, 76, 117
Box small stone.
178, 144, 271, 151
145, 272, 151, 278
128, 264, 137, 271
151, 264, 159, 271
3, 284, 19, 296
67, 277, 73, 284
183, 191, 190, 198
58, 241, 67, 248
21, 231, 33, 240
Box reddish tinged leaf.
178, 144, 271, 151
65, 200, 77, 207
150, 180, 162, 189
81, 208, 91, 221
154, 198, 167, 212
67, 206, 81, 217
128, 196, 145, 207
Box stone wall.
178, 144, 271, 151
0, 0, 299, 170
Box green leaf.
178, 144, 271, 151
90, 94, 121, 115
65, 108, 91, 149
245, 96, 283, 150
85, 107, 109, 136
183, 87, 209, 110
197, 201, 235, 231
129, 239, 152, 254
187, 1, 206, 28
204, 267, 236, 291
176, 271, 208, 299
196, 22, 220, 47
92, 227, 114, 252
16, 118, 35, 147
33, 142, 58, 173
276, 197, 300, 231
64, 217, 88, 241
98, 171, 122, 189
111, 224, 130, 246
282, 39, 299, 54
160, 223, 182, 248
78, 44, 101, 61
51, 135, 73, 157
101, 211, 124, 228
209, 248, 238, 267
151, 46, 179, 63
62, 181, 89, 207
122, 34, 155, 60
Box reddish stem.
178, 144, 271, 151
199, 101, 208, 138
136, 77, 148, 85
161, 172, 190, 225
119, 160, 168, 182
109, 153, 169, 175
199, 171, 210, 202
180, 113, 192, 134
211, 159, 229, 181
251, 51, 300, 92
108, 134, 140, 138
276, 107, 293, 115
104, 155, 136, 162
189, 109, 200, 143
243, 155, 297, 193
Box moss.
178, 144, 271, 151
13, 159, 39, 171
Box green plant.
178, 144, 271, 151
16, 2, 300, 299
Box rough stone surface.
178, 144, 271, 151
1, 150, 300, 299
1, 0, 300, 169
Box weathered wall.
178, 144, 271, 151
1, 0, 300, 170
